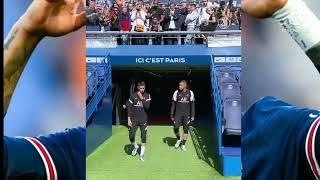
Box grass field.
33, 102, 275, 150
86, 125, 240, 180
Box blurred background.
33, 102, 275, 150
4, 0, 86, 136
242, 0, 320, 111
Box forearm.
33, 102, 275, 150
142, 101, 150, 110
170, 101, 176, 118
272, 0, 320, 70
127, 104, 133, 118
4, 22, 42, 113
191, 101, 195, 118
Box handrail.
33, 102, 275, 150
86, 30, 241, 37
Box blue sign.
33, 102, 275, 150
110, 55, 211, 66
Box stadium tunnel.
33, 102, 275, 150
112, 67, 212, 126
86, 45, 241, 176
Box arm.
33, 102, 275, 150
173, 11, 179, 20
159, 14, 165, 24
242, 0, 320, 72
190, 90, 195, 119
141, 94, 151, 111
3, 0, 86, 114
127, 95, 134, 119
191, 101, 195, 120
170, 91, 178, 119
170, 100, 176, 119
131, 10, 137, 21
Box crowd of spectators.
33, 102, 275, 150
86, 0, 241, 44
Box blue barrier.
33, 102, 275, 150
210, 55, 241, 176
86, 55, 112, 122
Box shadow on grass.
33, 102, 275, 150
124, 144, 133, 155
189, 124, 216, 168
162, 137, 177, 147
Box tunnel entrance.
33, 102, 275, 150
112, 67, 212, 125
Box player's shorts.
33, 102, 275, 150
174, 115, 191, 133
129, 118, 148, 143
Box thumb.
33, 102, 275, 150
74, 11, 87, 31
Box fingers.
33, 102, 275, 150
74, 11, 87, 31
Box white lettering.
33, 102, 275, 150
135, 57, 187, 64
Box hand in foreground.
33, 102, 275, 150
242, 0, 287, 18
19, 0, 86, 37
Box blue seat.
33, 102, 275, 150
223, 96, 241, 135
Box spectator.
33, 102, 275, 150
149, 17, 162, 45
131, 0, 147, 44
99, 9, 111, 31
163, 2, 180, 45
128, 3, 134, 14
178, 1, 188, 44
198, 0, 211, 28
120, 7, 131, 44
120, 7, 132, 32
86, 1, 100, 31
200, 7, 217, 31
148, 0, 165, 28
110, 6, 121, 31
230, 5, 239, 25
161, 3, 167, 11
217, 4, 230, 27
144, 3, 151, 31
185, 4, 198, 44
147, 0, 165, 44
149, 17, 161, 32
145, 2, 151, 11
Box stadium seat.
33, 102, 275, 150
220, 83, 241, 101
223, 97, 241, 135
218, 76, 238, 87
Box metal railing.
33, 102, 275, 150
86, 30, 241, 46
86, 30, 241, 37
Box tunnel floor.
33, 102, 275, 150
86, 125, 240, 180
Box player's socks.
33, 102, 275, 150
175, 139, 181, 148
140, 146, 145, 161
131, 142, 139, 156
140, 154, 145, 162
134, 142, 139, 149
181, 145, 187, 151
181, 140, 187, 151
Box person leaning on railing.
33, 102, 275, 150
120, 7, 131, 45
131, 0, 147, 45
185, 3, 199, 45
163, 2, 180, 45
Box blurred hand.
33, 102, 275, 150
171, 118, 175, 124
128, 118, 132, 127
137, 92, 144, 100
19, 0, 86, 37
191, 117, 195, 121
242, 0, 288, 18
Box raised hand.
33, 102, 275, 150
19, 0, 86, 37
242, 0, 288, 18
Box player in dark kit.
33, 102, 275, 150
170, 80, 195, 151
3, 0, 86, 179
127, 81, 151, 161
